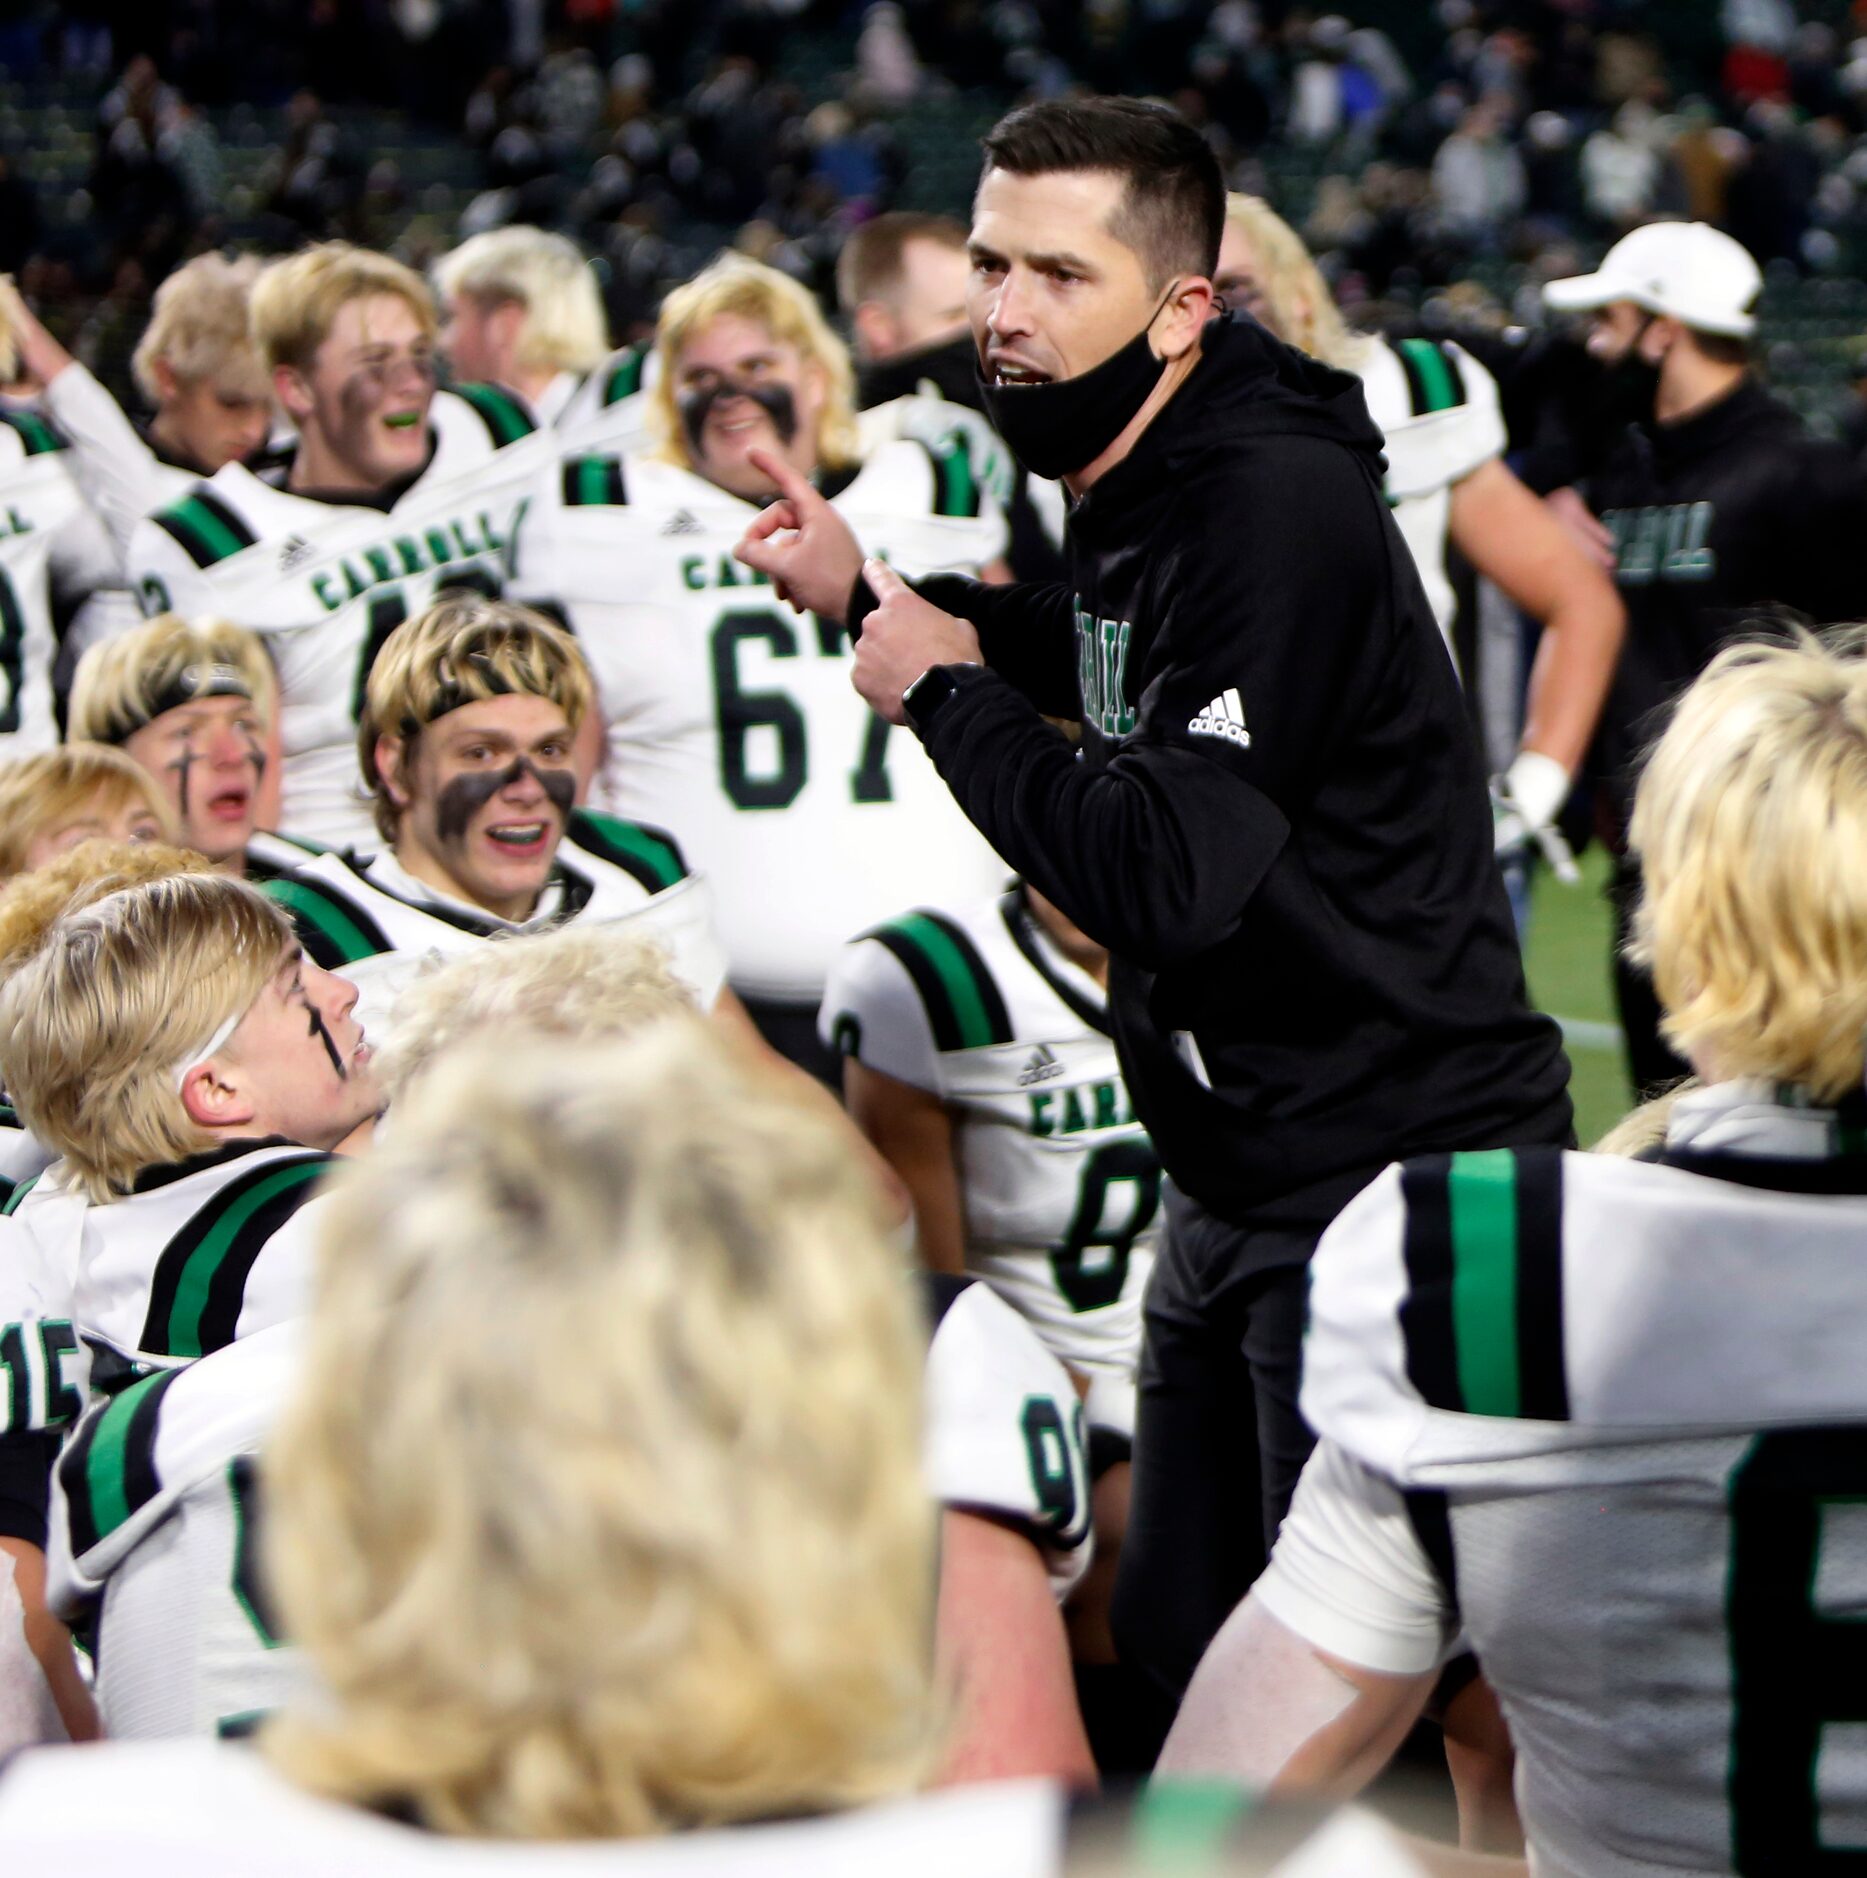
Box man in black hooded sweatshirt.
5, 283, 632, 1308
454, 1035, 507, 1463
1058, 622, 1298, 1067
738, 97, 1573, 1719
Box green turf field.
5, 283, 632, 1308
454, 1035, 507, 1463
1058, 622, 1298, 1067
1522, 845, 1633, 1148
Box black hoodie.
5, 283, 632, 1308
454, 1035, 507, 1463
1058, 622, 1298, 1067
893, 313, 1573, 1233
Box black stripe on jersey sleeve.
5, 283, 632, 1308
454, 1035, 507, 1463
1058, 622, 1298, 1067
139, 1156, 331, 1359
0, 411, 65, 456
0, 1430, 55, 1549
1398, 1155, 1462, 1413
603, 349, 645, 407
1512, 1147, 1569, 1421
564, 812, 688, 892
57, 1368, 182, 1560
1402, 1486, 1460, 1615
454, 383, 538, 447
561, 455, 628, 508
259, 876, 395, 970
864, 912, 1015, 1054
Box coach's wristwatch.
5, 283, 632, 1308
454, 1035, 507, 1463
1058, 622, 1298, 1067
902, 661, 981, 732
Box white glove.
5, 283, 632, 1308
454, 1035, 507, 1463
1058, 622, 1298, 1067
1491, 749, 1578, 882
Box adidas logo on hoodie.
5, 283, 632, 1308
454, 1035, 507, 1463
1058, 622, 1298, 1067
1188, 687, 1251, 749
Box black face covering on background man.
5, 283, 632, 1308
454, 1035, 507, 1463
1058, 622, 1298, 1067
976, 285, 1178, 481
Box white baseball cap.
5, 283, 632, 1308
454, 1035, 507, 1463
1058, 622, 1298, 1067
1544, 222, 1763, 338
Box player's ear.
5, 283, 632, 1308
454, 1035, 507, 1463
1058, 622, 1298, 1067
488, 298, 526, 362
179, 1060, 255, 1131
852, 301, 896, 360
273, 362, 314, 424
151, 356, 180, 403
374, 733, 412, 811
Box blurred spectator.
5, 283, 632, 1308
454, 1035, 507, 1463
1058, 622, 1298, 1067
857, 2, 923, 107
1432, 96, 1527, 248
1580, 102, 1668, 231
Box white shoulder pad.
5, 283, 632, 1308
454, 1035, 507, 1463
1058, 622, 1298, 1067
818, 931, 944, 1093
923, 1276, 1092, 1598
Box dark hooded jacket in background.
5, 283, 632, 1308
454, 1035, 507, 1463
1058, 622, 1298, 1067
873, 312, 1572, 1234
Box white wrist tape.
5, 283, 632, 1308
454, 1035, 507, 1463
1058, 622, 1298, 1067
1505, 748, 1571, 834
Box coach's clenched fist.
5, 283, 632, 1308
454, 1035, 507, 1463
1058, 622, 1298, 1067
851, 560, 983, 725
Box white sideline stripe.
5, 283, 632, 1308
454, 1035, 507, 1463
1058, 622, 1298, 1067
1553, 1015, 1621, 1051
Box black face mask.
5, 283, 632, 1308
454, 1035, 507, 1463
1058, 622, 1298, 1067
1597, 317, 1663, 428
676, 377, 799, 459
975, 284, 1178, 482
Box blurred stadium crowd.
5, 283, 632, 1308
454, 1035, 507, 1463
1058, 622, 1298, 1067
6, 0, 1867, 437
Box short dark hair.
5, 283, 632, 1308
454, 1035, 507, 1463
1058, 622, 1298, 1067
978, 97, 1224, 288
836, 211, 968, 313
1689, 328, 1751, 367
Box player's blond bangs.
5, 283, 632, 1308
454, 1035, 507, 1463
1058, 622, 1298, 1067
0, 872, 289, 1201
251, 242, 438, 376
357, 594, 595, 842
0, 744, 175, 878
131, 252, 269, 404
263, 1024, 936, 1838
433, 227, 609, 376
0, 838, 211, 968
1629, 630, 1867, 1100
649, 253, 862, 471
378, 924, 696, 1102
1221, 195, 1373, 373
67, 613, 275, 746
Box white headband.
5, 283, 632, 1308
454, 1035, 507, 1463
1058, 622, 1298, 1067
171, 1010, 242, 1093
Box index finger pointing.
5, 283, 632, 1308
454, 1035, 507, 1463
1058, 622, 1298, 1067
748, 447, 820, 510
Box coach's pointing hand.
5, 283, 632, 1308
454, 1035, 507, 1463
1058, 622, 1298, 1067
734, 447, 865, 619
852, 560, 983, 726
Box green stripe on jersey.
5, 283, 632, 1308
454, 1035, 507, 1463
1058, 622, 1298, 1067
930, 440, 980, 518
869, 912, 1013, 1053
0, 410, 64, 455
1130, 1779, 1257, 1870
1446, 1150, 1520, 1418
1395, 337, 1462, 414
454, 382, 537, 447
261, 877, 388, 968
151, 491, 256, 568
562, 454, 626, 507
161, 1161, 328, 1358
67, 1367, 181, 1556
566, 811, 686, 891
3, 1174, 39, 1215
603, 349, 645, 406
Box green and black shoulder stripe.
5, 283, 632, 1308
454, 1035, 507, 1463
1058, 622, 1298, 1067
1392, 337, 1470, 416
137, 1153, 333, 1362
259, 873, 393, 970
864, 910, 1013, 1054
599, 346, 646, 408
916, 436, 984, 519
453, 382, 538, 449
3, 1173, 40, 1216
58, 1365, 186, 1561
1397, 1146, 1568, 1421
148, 487, 259, 569
565, 812, 687, 893
0, 410, 66, 456
561, 453, 628, 508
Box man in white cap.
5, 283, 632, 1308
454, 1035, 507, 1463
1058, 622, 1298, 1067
1544, 219, 1867, 1095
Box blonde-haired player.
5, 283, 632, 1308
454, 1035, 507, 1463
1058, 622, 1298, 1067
511, 252, 1012, 1075
67, 614, 306, 875
259, 593, 725, 1037
432, 225, 610, 428
126, 241, 561, 846
1163, 630, 1867, 1875
1214, 196, 1623, 866
0, 745, 171, 878
0, 871, 376, 1383
0, 258, 272, 564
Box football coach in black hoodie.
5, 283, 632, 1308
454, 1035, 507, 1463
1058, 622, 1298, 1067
737, 97, 1573, 1711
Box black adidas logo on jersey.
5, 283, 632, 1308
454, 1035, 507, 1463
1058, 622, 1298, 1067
277, 534, 315, 572
661, 508, 703, 537
1018, 1044, 1064, 1086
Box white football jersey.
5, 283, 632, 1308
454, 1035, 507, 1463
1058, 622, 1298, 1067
48, 1323, 305, 1739
259, 811, 726, 1039
0, 1100, 55, 1208
71, 1140, 334, 1397
125, 386, 556, 847
1355, 336, 1504, 646
1264, 1081, 1867, 1878
0, 1206, 84, 1445
827, 889, 1159, 1402
508, 442, 1010, 1002
551, 343, 652, 450
924, 1273, 1092, 1598
0, 1739, 1440, 1875
0, 408, 121, 751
